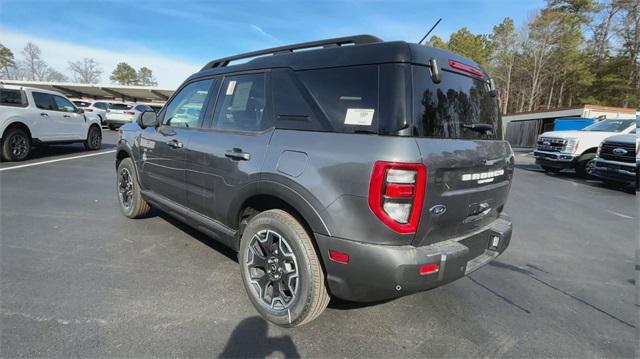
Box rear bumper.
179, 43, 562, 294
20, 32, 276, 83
534, 150, 578, 169
315, 214, 512, 302
105, 119, 132, 127
592, 158, 637, 185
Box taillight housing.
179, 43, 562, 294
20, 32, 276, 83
368, 161, 427, 234
448, 59, 485, 78
124, 111, 135, 115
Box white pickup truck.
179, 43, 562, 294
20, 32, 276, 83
533, 118, 637, 177
0, 85, 102, 161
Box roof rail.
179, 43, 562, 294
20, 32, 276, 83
200, 34, 383, 71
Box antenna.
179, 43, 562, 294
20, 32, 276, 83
418, 18, 442, 45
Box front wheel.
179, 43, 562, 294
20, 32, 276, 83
84, 126, 102, 150
1, 128, 31, 162
116, 158, 151, 218
575, 153, 596, 178
238, 209, 330, 327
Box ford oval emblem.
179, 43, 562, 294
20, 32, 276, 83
430, 204, 447, 215
543, 141, 550, 146
612, 148, 628, 155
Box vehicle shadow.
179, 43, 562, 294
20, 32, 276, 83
514, 162, 635, 194
219, 316, 300, 358
25, 142, 117, 161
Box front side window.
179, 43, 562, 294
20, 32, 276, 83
163, 79, 213, 128
214, 73, 268, 132
0, 89, 27, 107
32, 92, 55, 110
53, 96, 77, 113
581, 119, 635, 132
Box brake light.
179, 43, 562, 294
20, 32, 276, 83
84, 108, 93, 112
448, 59, 484, 78
368, 162, 427, 234
124, 111, 135, 115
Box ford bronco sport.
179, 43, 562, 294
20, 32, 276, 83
115, 35, 514, 327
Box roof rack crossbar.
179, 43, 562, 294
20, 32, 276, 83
200, 34, 382, 71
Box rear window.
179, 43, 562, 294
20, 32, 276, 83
412, 65, 500, 139
297, 65, 379, 134
0, 89, 28, 107
109, 103, 132, 110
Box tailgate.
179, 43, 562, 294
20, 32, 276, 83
412, 139, 514, 246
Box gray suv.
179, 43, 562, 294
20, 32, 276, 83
115, 35, 515, 327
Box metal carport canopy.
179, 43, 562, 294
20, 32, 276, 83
0, 80, 174, 102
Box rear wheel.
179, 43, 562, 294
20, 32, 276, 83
116, 157, 150, 218
239, 209, 329, 327
84, 126, 102, 150
1, 128, 31, 162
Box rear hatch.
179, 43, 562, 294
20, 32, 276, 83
409, 60, 514, 247
107, 103, 135, 121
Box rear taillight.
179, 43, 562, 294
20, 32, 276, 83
368, 161, 427, 234
448, 59, 484, 78
124, 111, 135, 115
84, 108, 93, 112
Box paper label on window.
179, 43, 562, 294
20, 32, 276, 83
226, 80, 236, 95
344, 108, 374, 126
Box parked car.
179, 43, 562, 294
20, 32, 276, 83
0, 85, 102, 161
105, 103, 152, 130
592, 130, 638, 189
534, 118, 636, 177
72, 100, 109, 125
115, 35, 515, 327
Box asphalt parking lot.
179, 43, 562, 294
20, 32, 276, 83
1, 131, 637, 358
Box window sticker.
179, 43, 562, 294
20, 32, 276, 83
226, 80, 237, 95
230, 82, 252, 111
344, 108, 374, 126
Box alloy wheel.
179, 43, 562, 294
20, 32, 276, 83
90, 129, 101, 148
246, 229, 299, 310
118, 168, 134, 210
8, 133, 28, 159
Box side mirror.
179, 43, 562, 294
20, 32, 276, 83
139, 111, 159, 128
77, 108, 85, 114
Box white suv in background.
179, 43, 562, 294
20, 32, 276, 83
0, 85, 102, 161
105, 103, 153, 130
72, 100, 109, 126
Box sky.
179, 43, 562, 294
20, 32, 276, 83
0, 0, 546, 87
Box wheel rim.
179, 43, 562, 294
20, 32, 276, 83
8, 133, 28, 158
586, 160, 595, 175
90, 128, 101, 148
246, 229, 299, 310
118, 168, 134, 210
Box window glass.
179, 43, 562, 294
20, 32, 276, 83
32, 92, 55, 110
297, 65, 378, 134
272, 70, 325, 131
413, 65, 500, 139
163, 79, 213, 128
214, 73, 268, 132
53, 96, 76, 112
135, 105, 148, 112
94, 102, 107, 110
109, 103, 132, 110
0, 89, 27, 107
581, 119, 635, 132
73, 101, 91, 107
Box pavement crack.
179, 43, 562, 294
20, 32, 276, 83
467, 276, 531, 314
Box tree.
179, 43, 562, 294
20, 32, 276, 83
45, 69, 68, 82
428, 35, 448, 50
68, 58, 102, 84
110, 62, 137, 85
447, 27, 494, 66
136, 66, 157, 86
0, 44, 16, 79
21, 42, 49, 81
489, 18, 519, 114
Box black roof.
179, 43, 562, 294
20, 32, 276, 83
187, 34, 485, 82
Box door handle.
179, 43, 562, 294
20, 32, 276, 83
167, 139, 183, 149
63, 114, 71, 118
225, 149, 251, 161
40, 113, 48, 117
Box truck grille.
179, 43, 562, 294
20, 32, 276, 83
536, 137, 566, 152
600, 142, 637, 163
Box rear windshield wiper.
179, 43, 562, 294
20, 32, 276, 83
461, 123, 494, 134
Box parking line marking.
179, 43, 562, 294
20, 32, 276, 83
0, 150, 116, 172
606, 210, 633, 219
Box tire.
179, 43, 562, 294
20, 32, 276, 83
84, 126, 102, 150
238, 209, 329, 327
1, 127, 31, 162
116, 157, 151, 218
541, 165, 561, 174
575, 153, 596, 178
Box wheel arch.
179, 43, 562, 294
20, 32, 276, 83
2, 121, 33, 143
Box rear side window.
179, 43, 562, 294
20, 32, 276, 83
32, 92, 55, 110
0, 89, 28, 107
412, 65, 500, 139
214, 73, 269, 132
298, 65, 378, 134
109, 103, 132, 110
272, 70, 326, 131
94, 102, 107, 110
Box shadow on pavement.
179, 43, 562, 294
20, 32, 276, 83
219, 316, 300, 358
25, 142, 117, 161
514, 163, 635, 194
